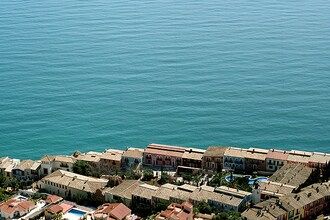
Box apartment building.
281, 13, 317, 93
202, 147, 227, 172
37, 170, 108, 200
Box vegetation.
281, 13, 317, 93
142, 168, 154, 181
208, 172, 225, 187
194, 201, 241, 220
213, 211, 241, 220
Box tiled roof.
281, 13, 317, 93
258, 181, 295, 197
242, 198, 290, 220
104, 180, 143, 200
0, 199, 35, 216
42, 170, 108, 193
122, 148, 144, 159
94, 203, 131, 220
203, 147, 227, 157
100, 152, 122, 162
182, 150, 204, 161
76, 154, 101, 163
266, 150, 288, 161
144, 144, 186, 158
45, 195, 63, 204
269, 163, 313, 188
224, 147, 248, 158
132, 184, 159, 200
15, 160, 40, 171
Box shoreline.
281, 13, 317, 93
3, 143, 329, 162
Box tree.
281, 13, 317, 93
142, 168, 154, 181
158, 172, 170, 185
72, 161, 92, 176
194, 201, 213, 214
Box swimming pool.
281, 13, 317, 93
63, 208, 87, 220
225, 175, 269, 185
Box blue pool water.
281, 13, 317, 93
64, 208, 87, 220
0, 0, 330, 159
225, 175, 269, 185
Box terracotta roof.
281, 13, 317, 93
47, 204, 63, 214
45, 195, 63, 204
94, 203, 131, 220
0, 199, 35, 216
266, 150, 288, 161
144, 144, 186, 158
41, 170, 108, 193
156, 202, 193, 220
203, 147, 227, 157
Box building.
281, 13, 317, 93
155, 202, 193, 220
181, 148, 205, 169
265, 150, 288, 172
202, 147, 227, 172
143, 144, 186, 169
269, 163, 313, 189
104, 180, 144, 206
132, 183, 159, 206
100, 150, 123, 172
223, 147, 246, 171
11, 160, 41, 184
0, 157, 19, 178
45, 202, 73, 220
45, 194, 63, 204
243, 181, 330, 220
37, 170, 108, 200
244, 148, 268, 173
257, 181, 296, 200
76, 152, 102, 168
241, 198, 294, 220
40, 155, 75, 176
121, 148, 144, 169
308, 152, 330, 168
93, 203, 132, 220
0, 198, 36, 219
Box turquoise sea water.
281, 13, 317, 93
0, 0, 330, 159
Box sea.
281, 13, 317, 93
0, 0, 330, 159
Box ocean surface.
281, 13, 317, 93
0, 0, 330, 159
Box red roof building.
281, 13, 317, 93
93, 203, 132, 220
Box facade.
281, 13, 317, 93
0, 157, 19, 178
243, 181, 330, 220
143, 144, 186, 169
37, 170, 108, 200
202, 147, 227, 172
11, 160, 41, 184
99, 150, 123, 172
40, 155, 75, 176
104, 180, 144, 206
245, 148, 268, 173
93, 203, 131, 220
155, 202, 193, 220
223, 147, 246, 171
121, 148, 144, 169
265, 150, 288, 172
0, 199, 35, 219
181, 148, 204, 169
